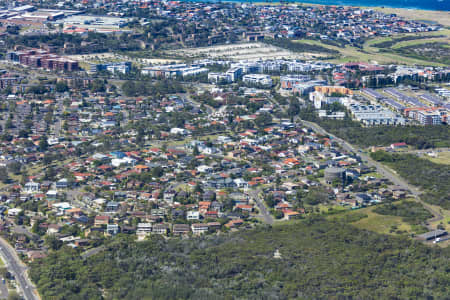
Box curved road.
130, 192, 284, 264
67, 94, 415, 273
0, 237, 39, 300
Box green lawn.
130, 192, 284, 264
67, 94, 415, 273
329, 206, 419, 236
364, 172, 383, 179
294, 36, 448, 66
428, 203, 450, 232
391, 38, 449, 49
351, 207, 413, 235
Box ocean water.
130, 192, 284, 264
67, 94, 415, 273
185, 0, 450, 11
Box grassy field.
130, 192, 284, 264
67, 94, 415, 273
329, 206, 422, 236
294, 29, 450, 66
316, 204, 348, 214
424, 151, 450, 165
294, 38, 448, 66
364, 171, 383, 179
365, 29, 450, 46
279, 203, 428, 237
391, 37, 450, 49
373, 7, 450, 27
428, 203, 450, 232
351, 207, 413, 235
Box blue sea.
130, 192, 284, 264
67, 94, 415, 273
185, 0, 450, 11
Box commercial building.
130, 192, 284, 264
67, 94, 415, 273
58, 15, 130, 33
0, 75, 23, 89
314, 86, 353, 96
208, 72, 232, 83
242, 74, 272, 87
292, 81, 326, 95
280, 75, 310, 90
318, 110, 346, 119
225, 67, 243, 82
435, 88, 450, 98
105, 62, 131, 74
309, 91, 352, 109
287, 61, 333, 73
142, 64, 208, 78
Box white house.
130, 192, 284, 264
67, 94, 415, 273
111, 157, 136, 167
46, 190, 58, 200
8, 208, 22, 217
217, 136, 232, 144
136, 223, 152, 240
137, 223, 152, 234
170, 128, 189, 135
234, 178, 248, 189
187, 211, 200, 220
197, 165, 213, 173
23, 182, 40, 193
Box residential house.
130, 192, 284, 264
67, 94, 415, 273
187, 211, 200, 220
94, 215, 110, 226
192, 223, 209, 234
106, 224, 120, 236
152, 224, 169, 235
173, 224, 190, 235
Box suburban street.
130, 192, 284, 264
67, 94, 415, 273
249, 189, 274, 225
0, 279, 8, 299
0, 237, 39, 300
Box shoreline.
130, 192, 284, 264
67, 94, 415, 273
182, 1, 450, 27
181, 0, 450, 13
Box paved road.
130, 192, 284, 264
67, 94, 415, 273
64, 185, 96, 214
266, 95, 443, 228
0, 279, 8, 299
301, 120, 443, 227
81, 246, 105, 259
0, 237, 39, 300
182, 93, 215, 115
53, 97, 64, 137
248, 189, 274, 225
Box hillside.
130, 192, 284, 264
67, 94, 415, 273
30, 218, 449, 300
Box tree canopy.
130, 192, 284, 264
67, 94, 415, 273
30, 218, 449, 299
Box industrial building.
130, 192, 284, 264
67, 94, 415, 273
57, 15, 130, 32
